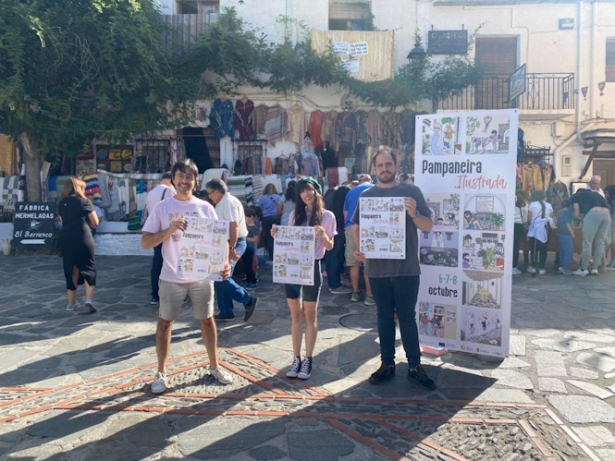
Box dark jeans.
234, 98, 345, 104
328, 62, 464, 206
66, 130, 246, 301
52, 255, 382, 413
369, 275, 421, 368
150, 243, 163, 300
215, 239, 251, 317
512, 223, 525, 268
242, 245, 258, 284
529, 237, 548, 269
325, 232, 346, 289
262, 215, 280, 260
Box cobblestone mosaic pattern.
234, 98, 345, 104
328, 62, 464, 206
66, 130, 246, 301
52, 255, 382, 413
0, 349, 592, 460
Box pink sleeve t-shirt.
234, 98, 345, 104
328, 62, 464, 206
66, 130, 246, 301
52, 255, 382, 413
142, 196, 218, 284
288, 209, 337, 260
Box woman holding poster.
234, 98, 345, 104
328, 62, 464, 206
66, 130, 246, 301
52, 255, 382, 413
271, 178, 336, 380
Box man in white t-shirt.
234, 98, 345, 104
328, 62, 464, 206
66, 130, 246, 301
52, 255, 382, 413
145, 172, 176, 304
205, 178, 259, 322
141, 160, 233, 394
587, 175, 606, 198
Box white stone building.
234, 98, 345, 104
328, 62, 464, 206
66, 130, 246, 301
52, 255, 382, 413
155, 0, 615, 186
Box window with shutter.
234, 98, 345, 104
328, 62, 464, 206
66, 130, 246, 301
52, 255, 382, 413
329, 2, 371, 31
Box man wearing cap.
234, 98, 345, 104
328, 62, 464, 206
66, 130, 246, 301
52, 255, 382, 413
353, 146, 436, 391
341, 173, 375, 304
205, 178, 259, 321
146, 172, 176, 305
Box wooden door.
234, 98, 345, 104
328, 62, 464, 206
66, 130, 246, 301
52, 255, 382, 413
475, 37, 518, 109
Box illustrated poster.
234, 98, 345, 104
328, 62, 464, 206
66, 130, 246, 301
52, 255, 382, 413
359, 197, 406, 259
178, 217, 229, 281
273, 225, 316, 286
415, 109, 518, 358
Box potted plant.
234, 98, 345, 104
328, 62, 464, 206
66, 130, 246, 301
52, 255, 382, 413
491, 212, 504, 230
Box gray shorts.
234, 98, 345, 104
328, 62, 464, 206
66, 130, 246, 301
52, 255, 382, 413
345, 226, 360, 266
159, 279, 214, 321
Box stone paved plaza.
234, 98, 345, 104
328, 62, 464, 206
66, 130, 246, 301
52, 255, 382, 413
1, 254, 615, 460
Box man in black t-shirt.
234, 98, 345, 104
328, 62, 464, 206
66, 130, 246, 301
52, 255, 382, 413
570, 190, 611, 275
353, 146, 436, 391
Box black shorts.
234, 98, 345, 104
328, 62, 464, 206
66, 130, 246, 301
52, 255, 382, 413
285, 260, 322, 302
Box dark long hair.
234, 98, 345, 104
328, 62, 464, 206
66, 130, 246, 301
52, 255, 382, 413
285, 180, 297, 202
294, 181, 324, 226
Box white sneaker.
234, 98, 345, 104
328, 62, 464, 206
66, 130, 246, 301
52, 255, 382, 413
150, 372, 168, 394
558, 267, 571, 275
572, 269, 588, 276
526, 267, 536, 274
210, 366, 233, 384
589, 269, 599, 275
538, 268, 546, 275
66, 304, 77, 311
84, 300, 97, 313
511, 268, 520, 275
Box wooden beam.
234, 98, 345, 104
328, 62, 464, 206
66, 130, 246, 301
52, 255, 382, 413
579, 142, 600, 179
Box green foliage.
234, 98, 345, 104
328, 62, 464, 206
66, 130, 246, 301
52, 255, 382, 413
0, 3, 482, 160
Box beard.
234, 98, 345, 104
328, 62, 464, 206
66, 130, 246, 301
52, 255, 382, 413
378, 172, 395, 184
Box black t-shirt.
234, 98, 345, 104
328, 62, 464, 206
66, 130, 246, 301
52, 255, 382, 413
570, 191, 608, 215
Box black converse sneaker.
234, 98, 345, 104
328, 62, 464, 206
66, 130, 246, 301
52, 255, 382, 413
298, 357, 313, 380
286, 356, 302, 378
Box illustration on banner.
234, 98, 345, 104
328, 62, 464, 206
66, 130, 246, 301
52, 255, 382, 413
466, 114, 511, 154
420, 116, 462, 156
425, 193, 460, 228
460, 306, 503, 347
419, 230, 459, 267
419, 302, 457, 339
463, 194, 507, 231
461, 270, 504, 309
461, 231, 505, 272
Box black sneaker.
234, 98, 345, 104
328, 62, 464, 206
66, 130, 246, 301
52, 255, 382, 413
244, 297, 259, 322
408, 364, 436, 390
286, 356, 301, 378
150, 297, 159, 305
214, 313, 235, 321
298, 357, 312, 380
368, 362, 395, 384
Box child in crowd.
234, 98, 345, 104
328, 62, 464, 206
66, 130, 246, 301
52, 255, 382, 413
242, 206, 262, 290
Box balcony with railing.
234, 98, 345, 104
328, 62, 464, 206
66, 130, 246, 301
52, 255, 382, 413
436, 73, 575, 118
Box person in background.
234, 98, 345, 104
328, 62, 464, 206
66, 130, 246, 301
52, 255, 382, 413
141, 159, 233, 394
86, 193, 104, 236
271, 178, 336, 380
353, 146, 436, 390
604, 185, 615, 270
570, 189, 611, 276
400, 173, 414, 185
58, 177, 99, 313
512, 190, 529, 275
258, 183, 283, 262
526, 190, 554, 276
280, 180, 297, 226
587, 175, 606, 198
242, 206, 261, 290
325, 181, 351, 294
556, 199, 575, 275
205, 179, 259, 322
145, 172, 176, 305
343, 174, 375, 304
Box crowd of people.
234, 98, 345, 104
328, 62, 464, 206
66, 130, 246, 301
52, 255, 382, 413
512, 175, 615, 276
